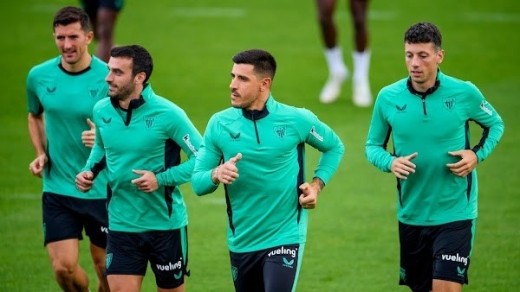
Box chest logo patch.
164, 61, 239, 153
89, 89, 99, 98
229, 132, 241, 140
145, 117, 155, 128
46, 86, 56, 93
274, 126, 286, 139
396, 104, 407, 112
102, 117, 112, 124
443, 98, 455, 110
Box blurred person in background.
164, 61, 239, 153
365, 22, 505, 292
80, 0, 124, 62
316, 0, 372, 107
26, 6, 110, 292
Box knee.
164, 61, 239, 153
51, 260, 76, 280
92, 256, 106, 275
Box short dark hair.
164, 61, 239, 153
53, 6, 91, 32
110, 45, 154, 84
232, 49, 277, 79
404, 22, 442, 50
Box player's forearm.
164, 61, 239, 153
27, 114, 46, 155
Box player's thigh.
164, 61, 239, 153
229, 250, 264, 292
107, 274, 143, 292
263, 244, 300, 292
432, 219, 473, 285
83, 198, 108, 248
398, 222, 433, 292
149, 229, 188, 289
105, 231, 148, 276
42, 192, 83, 245
46, 238, 81, 269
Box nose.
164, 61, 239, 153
63, 37, 73, 49
410, 55, 420, 67
229, 78, 236, 90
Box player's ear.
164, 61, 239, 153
134, 71, 146, 85
437, 49, 444, 64
86, 30, 94, 44
260, 77, 272, 92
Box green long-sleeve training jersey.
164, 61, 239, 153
85, 85, 202, 232
192, 96, 345, 253
27, 56, 109, 199
365, 71, 504, 226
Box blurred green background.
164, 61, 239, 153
1, 0, 518, 291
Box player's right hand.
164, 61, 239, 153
29, 154, 47, 178
213, 153, 242, 185
81, 118, 96, 148
391, 152, 418, 179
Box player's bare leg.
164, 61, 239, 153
47, 239, 89, 292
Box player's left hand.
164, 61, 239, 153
81, 118, 96, 148
298, 179, 322, 209
131, 169, 159, 192
446, 150, 478, 177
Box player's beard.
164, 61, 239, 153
109, 82, 135, 102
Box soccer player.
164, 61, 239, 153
76, 44, 202, 292
316, 0, 372, 107
192, 49, 345, 292
80, 0, 124, 62
365, 22, 505, 292
26, 6, 110, 292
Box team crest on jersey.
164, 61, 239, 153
89, 89, 99, 98
273, 126, 286, 139
443, 97, 455, 110
145, 117, 155, 128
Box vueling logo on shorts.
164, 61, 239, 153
267, 246, 297, 258
268, 246, 297, 269
156, 260, 182, 272
441, 253, 468, 265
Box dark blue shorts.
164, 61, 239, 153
105, 227, 189, 289
42, 192, 108, 248
398, 219, 475, 292
229, 244, 304, 292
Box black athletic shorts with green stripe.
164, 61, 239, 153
398, 219, 474, 292
105, 227, 189, 289
42, 192, 108, 248
229, 243, 304, 292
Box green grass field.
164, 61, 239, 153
1, 0, 519, 291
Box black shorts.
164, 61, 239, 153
105, 227, 189, 289
80, 0, 124, 15
229, 244, 304, 292
398, 219, 475, 292
42, 192, 108, 248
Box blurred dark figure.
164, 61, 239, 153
81, 0, 124, 62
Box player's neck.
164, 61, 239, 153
61, 54, 92, 73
